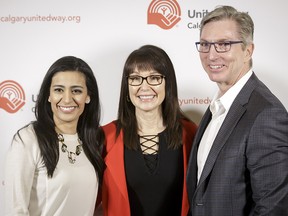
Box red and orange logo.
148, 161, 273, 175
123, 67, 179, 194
0, 80, 25, 113
148, 0, 181, 30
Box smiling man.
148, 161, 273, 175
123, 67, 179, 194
186, 5, 288, 216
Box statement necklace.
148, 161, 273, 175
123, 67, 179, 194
58, 133, 83, 164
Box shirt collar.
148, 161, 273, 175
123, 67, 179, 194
210, 69, 253, 114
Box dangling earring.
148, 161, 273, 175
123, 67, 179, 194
126, 95, 130, 102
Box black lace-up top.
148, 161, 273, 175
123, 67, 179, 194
124, 130, 183, 216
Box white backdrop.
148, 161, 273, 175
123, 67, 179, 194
1, 0, 287, 214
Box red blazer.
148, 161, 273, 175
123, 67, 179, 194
101, 120, 197, 216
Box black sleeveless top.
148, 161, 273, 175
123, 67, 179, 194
124, 130, 184, 216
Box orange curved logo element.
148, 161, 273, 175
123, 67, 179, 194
0, 80, 26, 113
148, 0, 181, 30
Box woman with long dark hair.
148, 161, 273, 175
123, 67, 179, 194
101, 45, 197, 216
5, 56, 104, 215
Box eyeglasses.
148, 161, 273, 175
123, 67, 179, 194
127, 75, 165, 86
195, 41, 243, 53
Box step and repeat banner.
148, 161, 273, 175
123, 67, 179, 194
1, 0, 287, 213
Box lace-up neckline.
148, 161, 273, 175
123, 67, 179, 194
139, 134, 159, 173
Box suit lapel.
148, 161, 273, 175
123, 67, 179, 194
197, 73, 258, 188
197, 102, 246, 185
187, 108, 212, 200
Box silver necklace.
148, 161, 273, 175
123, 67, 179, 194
58, 133, 83, 164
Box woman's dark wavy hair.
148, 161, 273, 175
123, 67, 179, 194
116, 45, 188, 149
27, 56, 104, 181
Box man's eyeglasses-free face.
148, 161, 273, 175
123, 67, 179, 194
195, 41, 243, 53
127, 75, 165, 86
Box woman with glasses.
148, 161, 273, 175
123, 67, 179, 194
98, 44, 197, 216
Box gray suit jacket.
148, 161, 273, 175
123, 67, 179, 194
187, 73, 288, 216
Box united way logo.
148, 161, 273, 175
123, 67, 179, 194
148, 0, 181, 30
0, 80, 26, 113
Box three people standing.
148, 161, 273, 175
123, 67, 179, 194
5, 5, 288, 216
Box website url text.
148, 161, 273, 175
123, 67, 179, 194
0, 14, 81, 24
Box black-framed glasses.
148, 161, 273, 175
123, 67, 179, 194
127, 75, 165, 86
195, 41, 243, 53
